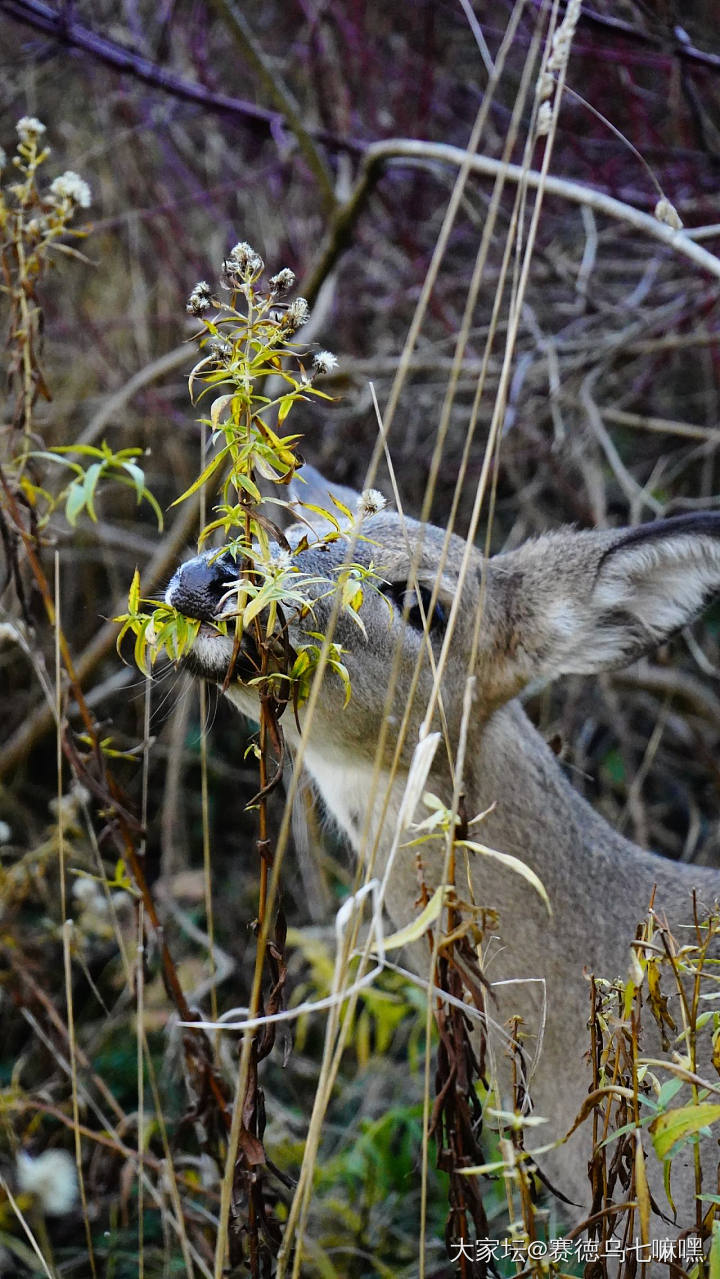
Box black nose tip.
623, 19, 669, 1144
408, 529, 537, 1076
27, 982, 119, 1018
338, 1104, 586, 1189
166, 552, 236, 622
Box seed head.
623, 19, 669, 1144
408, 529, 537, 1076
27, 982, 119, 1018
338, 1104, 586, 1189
25, 217, 45, 239
654, 197, 683, 230
72, 876, 101, 908
208, 335, 233, 360
49, 171, 92, 208
225, 241, 264, 282
546, 0, 582, 72
282, 296, 311, 333
16, 116, 46, 145
537, 70, 554, 103
269, 268, 296, 296
312, 350, 339, 377
536, 102, 553, 137
356, 489, 386, 519
17, 1149, 78, 1216
268, 547, 293, 572
186, 280, 213, 315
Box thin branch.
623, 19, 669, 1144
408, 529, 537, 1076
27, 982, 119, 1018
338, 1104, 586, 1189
0, 0, 362, 155
0, 489, 201, 775
304, 135, 720, 333
208, 0, 337, 212
365, 139, 720, 278
578, 4, 720, 73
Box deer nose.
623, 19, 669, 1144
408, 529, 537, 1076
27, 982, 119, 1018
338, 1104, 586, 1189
166, 552, 236, 622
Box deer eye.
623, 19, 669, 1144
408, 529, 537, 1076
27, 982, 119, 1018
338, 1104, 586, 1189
386, 582, 447, 634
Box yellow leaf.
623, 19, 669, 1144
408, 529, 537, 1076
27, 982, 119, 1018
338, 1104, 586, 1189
128, 568, 141, 613
710, 1221, 720, 1279
458, 839, 551, 914
210, 393, 234, 430
373, 885, 451, 952
634, 1134, 650, 1247
650, 1102, 720, 1161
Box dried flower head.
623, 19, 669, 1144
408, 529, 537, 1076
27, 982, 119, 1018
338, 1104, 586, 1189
654, 197, 683, 230
17, 1150, 79, 1216
49, 171, 92, 208
72, 875, 101, 908
187, 280, 213, 315
356, 489, 386, 519
269, 268, 296, 296
72, 781, 90, 806
546, 0, 582, 72
24, 217, 46, 240
536, 101, 553, 137
16, 116, 46, 145
208, 335, 233, 360
50, 786, 87, 827
282, 296, 311, 333
268, 547, 292, 572
312, 350, 339, 378
225, 241, 264, 282
536, 70, 554, 103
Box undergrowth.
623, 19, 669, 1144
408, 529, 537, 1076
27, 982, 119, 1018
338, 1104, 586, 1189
2, 2, 720, 1274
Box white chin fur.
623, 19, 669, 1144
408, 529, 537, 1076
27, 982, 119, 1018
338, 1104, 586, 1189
189, 629, 236, 678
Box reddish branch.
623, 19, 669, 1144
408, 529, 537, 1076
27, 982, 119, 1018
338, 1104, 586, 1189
0, 0, 364, 154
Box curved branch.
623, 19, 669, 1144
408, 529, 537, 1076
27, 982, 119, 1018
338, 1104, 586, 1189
303, 136, 720, 316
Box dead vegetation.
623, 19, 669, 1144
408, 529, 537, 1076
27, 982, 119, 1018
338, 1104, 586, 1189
1, 2, 720, 1275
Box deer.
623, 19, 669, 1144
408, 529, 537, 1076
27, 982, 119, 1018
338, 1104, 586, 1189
165, 464, 720, 1235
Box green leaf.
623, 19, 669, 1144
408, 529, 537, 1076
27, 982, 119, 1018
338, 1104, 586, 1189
656, 1077, 684, 1110
140, 485, 164, 531
233, 471, 262, 502
81, 460, 103, 521
171, 444, 229, 505
119, 460, 146, 500
65, 479, 87, 526
328, 655, 352, 707
133, 617, 156, 675
277, 394, 295, 424
44, 443, 104, 458
300, 503, 341, 531
210, 393, 234, 430
28, 449, 85, 476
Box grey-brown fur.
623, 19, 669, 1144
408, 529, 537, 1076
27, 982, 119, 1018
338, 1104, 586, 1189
166, 466, 720, 1225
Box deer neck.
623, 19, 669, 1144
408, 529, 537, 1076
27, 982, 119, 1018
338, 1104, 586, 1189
467, 700, 717, 974
295, 695, 714, 974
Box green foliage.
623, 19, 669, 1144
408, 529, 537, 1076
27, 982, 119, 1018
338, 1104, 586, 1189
115, 243, 383, 713
1, 123, 154, 540
115, 569, 202, 675
28, 443, 164, 529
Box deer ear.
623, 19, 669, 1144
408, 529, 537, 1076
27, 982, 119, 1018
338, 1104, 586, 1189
482, 513, 720, 695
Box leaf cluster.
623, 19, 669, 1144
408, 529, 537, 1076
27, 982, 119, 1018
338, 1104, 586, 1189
116, 248, 376, 716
